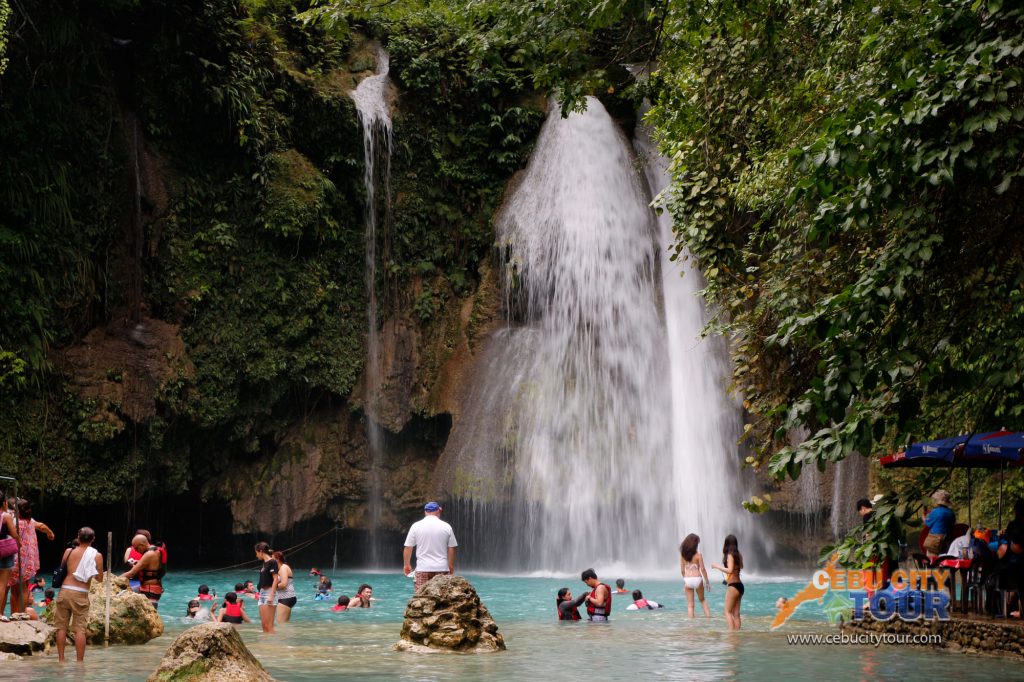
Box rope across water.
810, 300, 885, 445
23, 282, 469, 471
194, 526, 338, 575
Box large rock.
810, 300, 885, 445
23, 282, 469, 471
86, 576, 164, 644
41, 576, 164, 645
147, 623, 277, 682
396, 575, 505, 653
0, 620, 54, 655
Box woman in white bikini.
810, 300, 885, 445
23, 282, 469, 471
679, 533, 711, 618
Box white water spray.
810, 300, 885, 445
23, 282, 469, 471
493, 97, 672, 570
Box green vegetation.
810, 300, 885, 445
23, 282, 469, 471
1, 0, 1021, 548
0, 0, 540, 504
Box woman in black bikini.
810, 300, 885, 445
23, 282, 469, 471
711, 534, 744, 630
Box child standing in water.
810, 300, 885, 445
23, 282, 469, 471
680, 533, 712, 618
711, 535, 744, 630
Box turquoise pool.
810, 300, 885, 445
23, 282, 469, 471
6, 570, 1020, 681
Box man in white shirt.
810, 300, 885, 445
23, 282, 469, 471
403, 501, 458, 591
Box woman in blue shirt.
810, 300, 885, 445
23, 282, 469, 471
922, 489, 955, 558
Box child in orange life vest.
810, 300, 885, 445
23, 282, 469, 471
217, 592, 250, 624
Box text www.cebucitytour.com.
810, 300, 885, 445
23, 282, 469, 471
785, 633, 943, 647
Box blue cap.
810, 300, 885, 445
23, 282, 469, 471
424, 501, 441, 512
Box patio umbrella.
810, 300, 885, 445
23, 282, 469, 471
960, 431, 1024, 528
880, 431, 1024, 529
878, 434, 968, 468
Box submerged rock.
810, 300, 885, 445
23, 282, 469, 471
147, 622, 277, 682
0, 620, 54, 656
396, 575, 505, 653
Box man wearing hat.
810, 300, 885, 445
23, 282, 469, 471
922, 489, 956, 558
403, 502, 458, 590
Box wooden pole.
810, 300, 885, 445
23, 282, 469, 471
104, 530, 112, 647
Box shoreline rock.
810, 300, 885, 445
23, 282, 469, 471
0, 620, 54, 656
396, 575, 505, 653
148, 622, 277, 682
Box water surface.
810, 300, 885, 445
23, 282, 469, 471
4, 571, 1017, 681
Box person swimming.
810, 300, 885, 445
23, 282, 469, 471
555, 588, 587, 621
348, 584, 373, 608
614, 578, 628, 595
332, 595, 350, 612
625, 589, 663, 610
185, 599, 213, 623
217, 592, 250, 625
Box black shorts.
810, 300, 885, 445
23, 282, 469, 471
278, 596, 297, 608
222, 615, 243, 624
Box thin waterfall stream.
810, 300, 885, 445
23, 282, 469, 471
633, 105, 760, 564
351, 46, 392, 565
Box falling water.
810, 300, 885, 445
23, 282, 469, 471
830, 454, 870, 539
440, 97, 763, 573
351, 47, 392, 564
495, 97, 671, 571
633, 107, 759, 564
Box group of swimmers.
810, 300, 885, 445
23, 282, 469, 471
555, 534, 746, 630
180, 546, 377, 633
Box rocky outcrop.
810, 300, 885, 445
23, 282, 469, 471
0, 620, 54, 656
396, 575, 505, 653
86, 576, 164, 645
60, 316, 193, 437
225, 266, 501, 536
841, 615, 1024, 659
147, 622, 277, 682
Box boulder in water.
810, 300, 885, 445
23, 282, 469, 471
396, 575, 505, 652
87, 576, 164, 644
147, 622, 277, 682
44, 576, 163, 645
0, 620, 54, 656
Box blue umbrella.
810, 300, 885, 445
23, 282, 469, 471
880, 434, 968, 468
961, 431, 1023, 465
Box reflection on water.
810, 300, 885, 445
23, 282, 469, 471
4, 572, 1015, 681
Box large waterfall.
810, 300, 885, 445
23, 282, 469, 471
441, 97, 760, 574
495, 97, 672, 571
351, 47, 392, 560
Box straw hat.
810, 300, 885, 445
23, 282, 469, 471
931, 489, 951, 506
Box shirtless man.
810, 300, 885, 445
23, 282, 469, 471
120, 535, 163, 609
54, 527, 104, 662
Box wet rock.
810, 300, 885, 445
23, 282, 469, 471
42, 577, 164, 645
396, 576, 505, 653
0, 620, 54, 656
88, 577, 164, 644
147, 622, 276, 682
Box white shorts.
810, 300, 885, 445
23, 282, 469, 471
258, 589, 277, 606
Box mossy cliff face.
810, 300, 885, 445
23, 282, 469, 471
0, 0, 541, 537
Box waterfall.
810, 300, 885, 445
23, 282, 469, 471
633, 106, 760, 565
351, 46, 392, 563
495, 97, 671, 571
438, 97, 763, 574
830, 454, 870, 539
